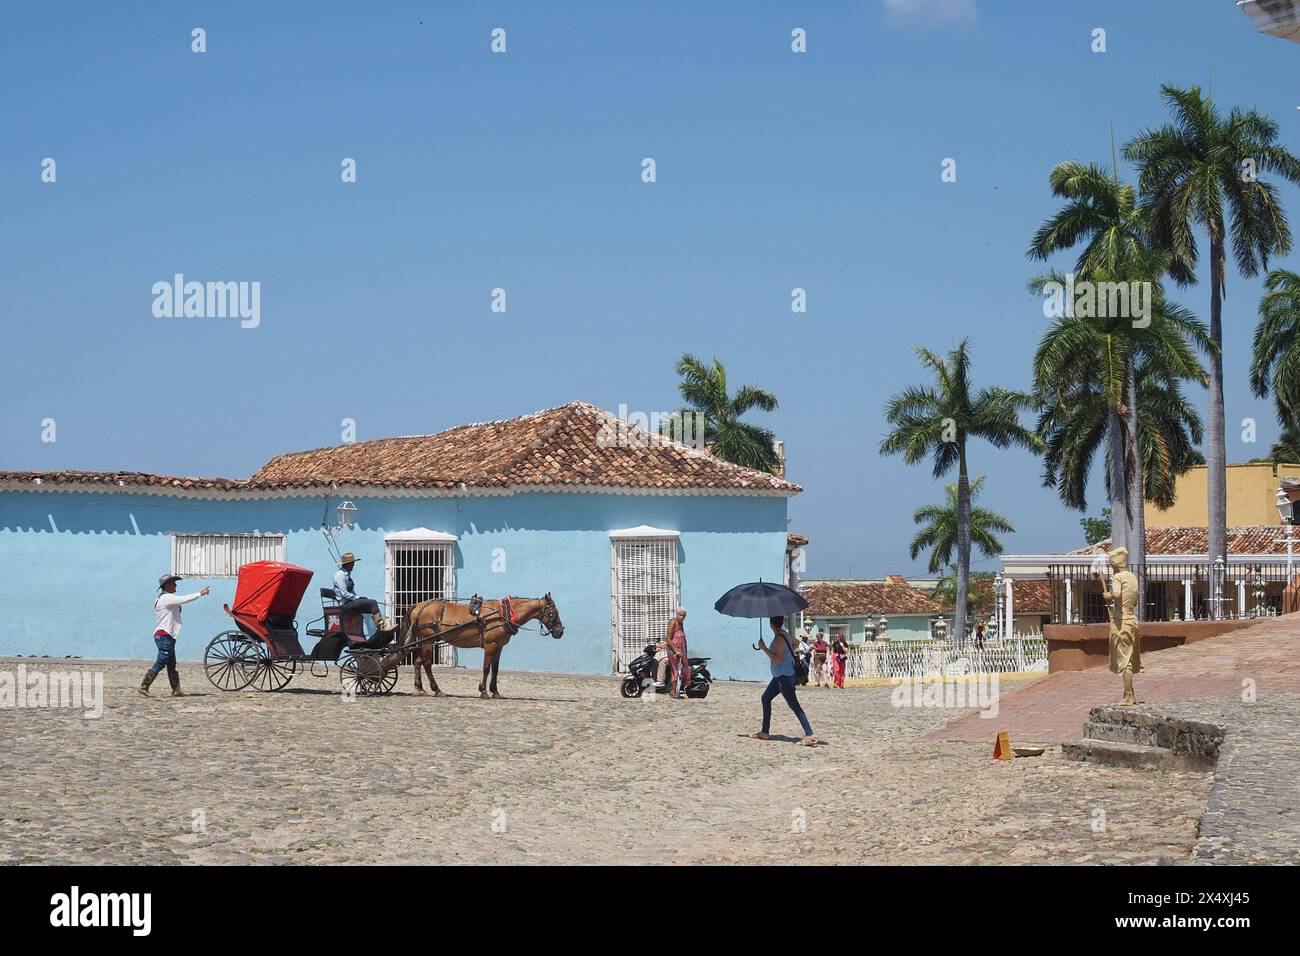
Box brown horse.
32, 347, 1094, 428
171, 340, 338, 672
386, 594, 564, 698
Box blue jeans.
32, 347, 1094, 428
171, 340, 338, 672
150, 634, 177, 675
761, 675, 813, 736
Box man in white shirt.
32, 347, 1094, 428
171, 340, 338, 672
141, 574, 209, 697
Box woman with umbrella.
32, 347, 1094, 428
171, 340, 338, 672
754, 616, 816, 745
714, 582, 816, 746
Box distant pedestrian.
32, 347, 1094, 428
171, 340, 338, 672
812, 632, 830, 687
141, 574, 209, 697
753, 616, 816, 746
667, 608, 689, 699
832, 635, 847, 688
975, 619, 986, 649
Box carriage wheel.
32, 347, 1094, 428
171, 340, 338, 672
353, 655, 392, 697
203, 631, 258, 691
247, 643, 294, 692
340, 657, 361, 697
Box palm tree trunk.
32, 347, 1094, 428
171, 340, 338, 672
954, 444, 972, 644
1207, 232, 1228, 619
1107, 404, 1128, 554
1125, 357, 1147, 621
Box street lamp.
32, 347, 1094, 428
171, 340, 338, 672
336, 499, 358, 530
1276, 488, 1295, 580
993, 570, 1004, 637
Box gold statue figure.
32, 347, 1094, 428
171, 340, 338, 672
1097, 546, 1141, 705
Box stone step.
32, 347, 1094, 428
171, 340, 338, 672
1083, 705, 1226, 762
1062, 738, 1214, 772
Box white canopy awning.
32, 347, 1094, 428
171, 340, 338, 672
608, 525, 680, 539
384, 527, 458, 542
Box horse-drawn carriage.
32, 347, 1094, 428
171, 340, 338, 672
202, 560, 565, 699
202, 561, 403, 696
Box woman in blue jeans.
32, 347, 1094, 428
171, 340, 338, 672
753, 616, 816, 746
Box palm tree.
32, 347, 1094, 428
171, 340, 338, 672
1037, 351, 1205, 511
1125, 84, 1300, 616
1027, 162, 1157, 573
880, 340, 1040, 641
1251, 268, 1300, 422
673, 354, 780, 473
1266, 423, 1300, 464
909, 476, 1015, 575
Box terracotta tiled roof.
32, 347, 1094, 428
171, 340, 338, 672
250, 402, 799, 493
1068, 526, 1290, 557
0, 470, 242, 491
1010, 580, 1052, 613
787, 532, 809, 549
950, 577, 1052, 614
0, 403, 800, 496
802, 581, 944, 617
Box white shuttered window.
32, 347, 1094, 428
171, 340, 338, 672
611, 533, 680, 673
170, 533, 286, 578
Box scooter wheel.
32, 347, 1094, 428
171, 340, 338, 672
620, 676, 643, 699
687, 683, 710, 699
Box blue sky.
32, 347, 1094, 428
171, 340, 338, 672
3, 0, 1297, 579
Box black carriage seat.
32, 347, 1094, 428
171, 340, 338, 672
320, 587, 338, 606
348, 628, 397, 651
308, 633, 348, 661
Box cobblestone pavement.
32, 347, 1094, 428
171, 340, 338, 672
936, 613, 1300, 744
0, 660, 1211, 865
1122, 694, 1300, 865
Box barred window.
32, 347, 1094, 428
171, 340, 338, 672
611, 534, 680, 673
170, 533, 286, 578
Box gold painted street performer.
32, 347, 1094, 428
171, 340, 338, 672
140, 574, 209, 697
1097, 546, 1141, 705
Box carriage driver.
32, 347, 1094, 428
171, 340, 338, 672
333, 553, 390, 634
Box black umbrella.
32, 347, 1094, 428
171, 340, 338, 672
714, 581, 808, 650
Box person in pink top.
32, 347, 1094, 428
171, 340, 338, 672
667, 608, 689, 699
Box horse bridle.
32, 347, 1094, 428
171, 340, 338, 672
537, 597, 563, 638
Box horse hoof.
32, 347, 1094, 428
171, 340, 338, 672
414, 688, 428, 696
434, 691, 445, 698
491, 693, 503, 700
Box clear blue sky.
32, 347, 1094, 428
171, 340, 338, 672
3, 1, 1296, 579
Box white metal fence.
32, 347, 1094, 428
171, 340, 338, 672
844, 636, 1047, 681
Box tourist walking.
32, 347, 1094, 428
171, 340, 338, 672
831, 634, 847, 688
140, 574, 209, 697
753, 616, 816, 745
812, 632, 830, 687
667, 608, 689, 699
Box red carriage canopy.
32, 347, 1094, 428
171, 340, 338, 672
224, 561, 314, 636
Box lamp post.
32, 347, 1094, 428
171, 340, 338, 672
993, 570, 1004, 638
1276, 488, 1295, 580
336, 499, 358, 530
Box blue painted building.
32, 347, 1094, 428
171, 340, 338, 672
0, 403, 801, 682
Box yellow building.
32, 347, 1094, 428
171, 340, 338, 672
1148, 462, 1300, 527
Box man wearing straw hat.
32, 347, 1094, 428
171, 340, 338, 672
333, 552, 389, 634
140, 574, 209, 697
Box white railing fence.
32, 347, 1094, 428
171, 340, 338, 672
844, 636, 1047, 681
